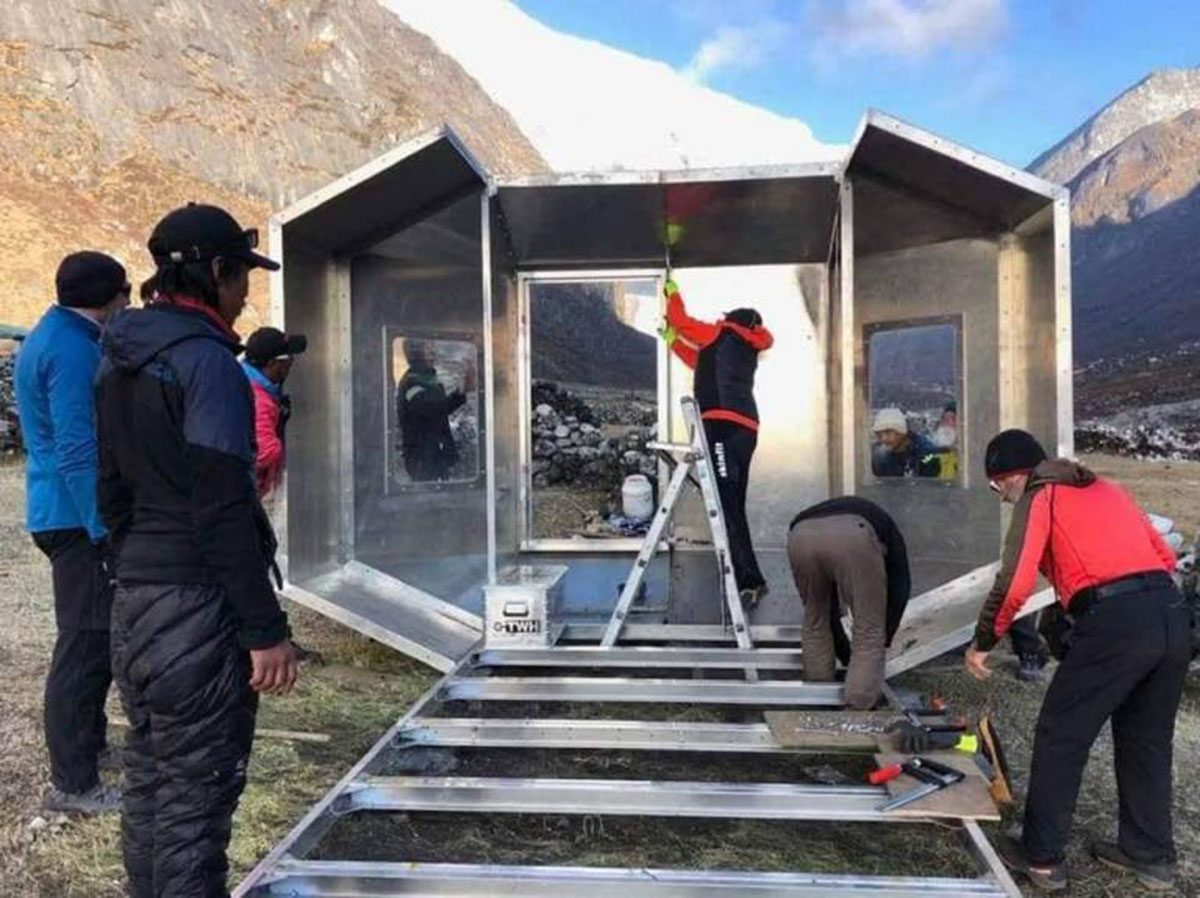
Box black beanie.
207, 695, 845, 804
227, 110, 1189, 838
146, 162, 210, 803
56, 251, 127, 309
985, 429, 1047, 478
724, 307, 762, 328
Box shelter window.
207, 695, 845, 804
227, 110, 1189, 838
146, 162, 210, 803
865, 318, 962, 484
523, 276, 664, 547
386, 334, 481, 489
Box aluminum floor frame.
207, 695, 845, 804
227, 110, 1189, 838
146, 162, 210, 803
234, 645, 1022, 897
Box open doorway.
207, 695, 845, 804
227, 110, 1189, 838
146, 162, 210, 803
521, 275, 666, 549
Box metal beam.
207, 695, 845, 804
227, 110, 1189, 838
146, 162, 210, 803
258, 860, 1008, 897
400, 717, 787, 752
560, 623, 806, 644
232, 664, 466, 897
474, 647, 804, 670
342, 775, 903, 822
443, 677, 844, 706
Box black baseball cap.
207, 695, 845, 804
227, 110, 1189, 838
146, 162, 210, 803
244, 327, 307, 366
148, 203, 279, 271
56, 251, 128, 309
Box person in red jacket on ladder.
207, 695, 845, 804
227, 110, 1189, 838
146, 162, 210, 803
662, 277, 773, 609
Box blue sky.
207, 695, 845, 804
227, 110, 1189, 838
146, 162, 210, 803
515, 0, 1200, 168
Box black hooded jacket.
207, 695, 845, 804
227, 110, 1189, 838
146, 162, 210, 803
96, 303, 287, 649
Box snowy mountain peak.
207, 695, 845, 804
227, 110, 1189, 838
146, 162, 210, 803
1030, 66, 1200, 186
382, 0, 843, 173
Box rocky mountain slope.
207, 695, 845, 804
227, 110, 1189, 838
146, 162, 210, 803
0, 0, 546, 330
1031, 68, 1200, 186
1031, 68, 1200, 372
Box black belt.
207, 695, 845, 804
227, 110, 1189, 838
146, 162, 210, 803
1069, 570, 1175, 617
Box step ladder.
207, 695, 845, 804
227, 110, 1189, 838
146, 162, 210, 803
600, 397, 756, 674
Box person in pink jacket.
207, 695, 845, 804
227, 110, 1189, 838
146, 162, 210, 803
241, 327, 306, 500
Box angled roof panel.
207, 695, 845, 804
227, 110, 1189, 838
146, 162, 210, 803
274, 126, 489, 256
847, 111, 1063, 239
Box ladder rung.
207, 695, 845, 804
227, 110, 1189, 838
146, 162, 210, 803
647, 441, 695, 454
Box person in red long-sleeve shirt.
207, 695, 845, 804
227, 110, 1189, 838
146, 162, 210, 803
662, 279, 773, 609
966, 429, 1188, 893
241, 327, 307, 501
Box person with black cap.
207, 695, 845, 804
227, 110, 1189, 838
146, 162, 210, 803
661, 278, 773, 609
95, 203, 298, 897
966, 429, 1188, 892
242, 327, 307, 501
14, 251, 130, 815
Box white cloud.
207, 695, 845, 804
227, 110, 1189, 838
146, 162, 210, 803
681, 23, 786, 84
811, 0, 1008, 62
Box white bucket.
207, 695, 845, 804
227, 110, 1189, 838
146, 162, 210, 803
622, 474, 654, 522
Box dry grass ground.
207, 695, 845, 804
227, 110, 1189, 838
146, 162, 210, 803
1, 454, 1198, 895
0, 457, 435, 897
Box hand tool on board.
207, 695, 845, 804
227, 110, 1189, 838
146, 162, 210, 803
871, 756, 966, 812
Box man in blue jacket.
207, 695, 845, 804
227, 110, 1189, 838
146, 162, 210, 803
15, 251, 130, 814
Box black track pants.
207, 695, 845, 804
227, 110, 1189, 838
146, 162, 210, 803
32, 528, 113, 794
703, 420, 765, 591
1022, 583, 1190, 865
111, 582, 258, 898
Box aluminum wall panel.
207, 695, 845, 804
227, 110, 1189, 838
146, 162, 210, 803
853, 239, 1002, 594
278, 241, 341, 584
350, 192, 491, 611
489, 202, 522, 569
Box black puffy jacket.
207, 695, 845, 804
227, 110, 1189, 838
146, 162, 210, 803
96, 299, 287, 649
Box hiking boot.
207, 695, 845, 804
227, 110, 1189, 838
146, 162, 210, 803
1016, 653, 1046, 682
1091, 841, 1175, 891
739, 584, 769, 611
41, 783, 122, 816
994, 834, 1068, 892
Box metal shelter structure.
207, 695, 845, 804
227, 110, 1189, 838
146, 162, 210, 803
236, 109, 1071, 896
267, 109, 1069, 672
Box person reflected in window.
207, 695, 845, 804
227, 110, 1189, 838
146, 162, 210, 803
871, 407, 941, 478
932, 401, 958, 449
396, 339, 466, 482
931, 401, 958, 480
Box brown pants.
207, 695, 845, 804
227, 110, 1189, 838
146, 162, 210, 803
788, 514, 888, 710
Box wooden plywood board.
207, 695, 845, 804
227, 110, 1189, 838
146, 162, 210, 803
764, 710, 891, 750
873, 751, 1000, 821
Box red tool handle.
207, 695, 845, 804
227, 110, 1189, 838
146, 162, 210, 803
869, 763, 903, 785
